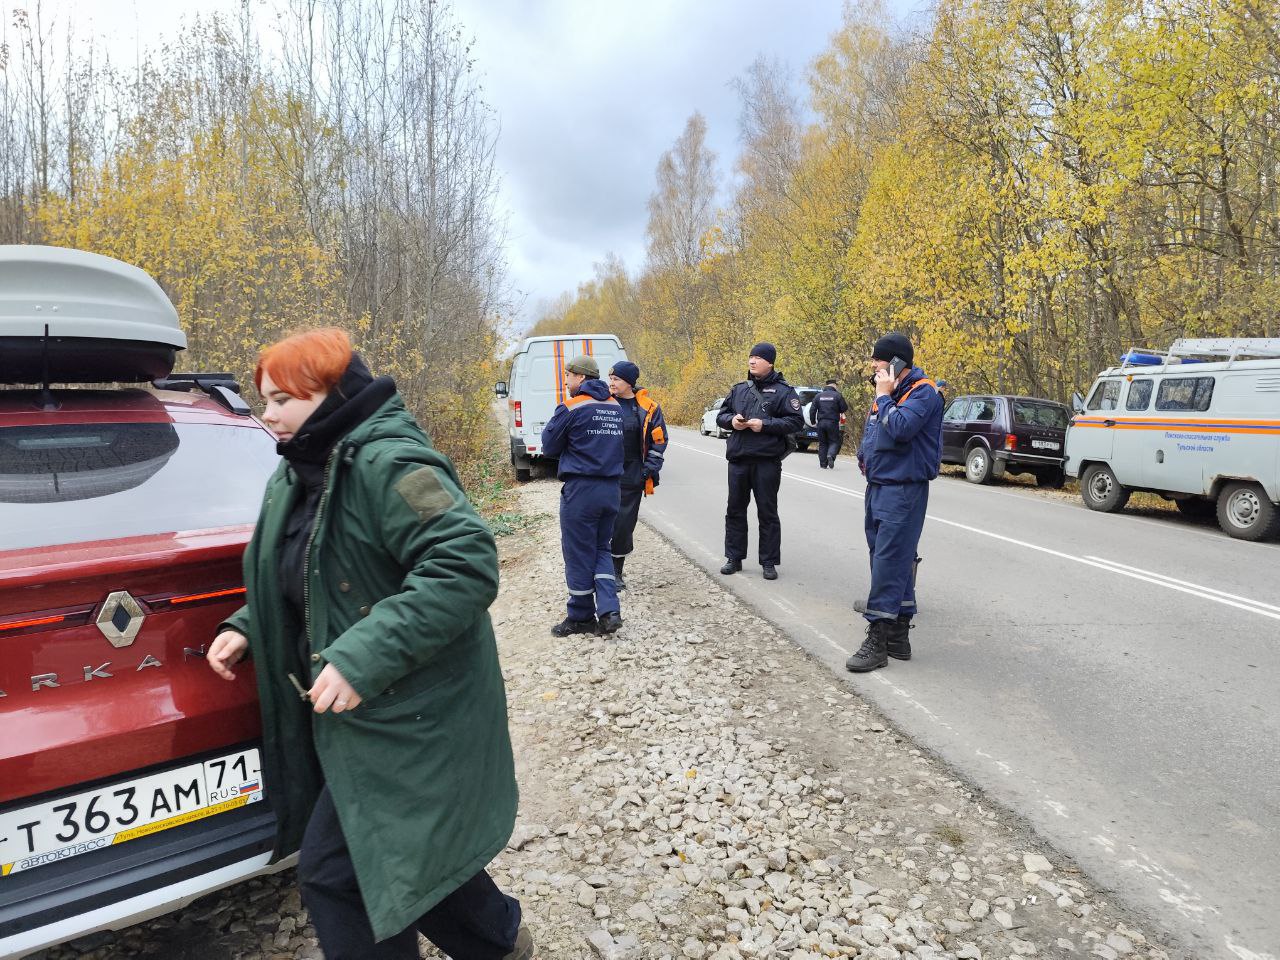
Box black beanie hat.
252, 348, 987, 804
609, 360, 640, 387
750, 342, 777, 365
872, 333, 913, 366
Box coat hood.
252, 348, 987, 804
573, 377, 612, 402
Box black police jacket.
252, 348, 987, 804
812, 386, 848, 425
716, 369, 805, 461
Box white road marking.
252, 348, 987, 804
669, 439, 1280, 622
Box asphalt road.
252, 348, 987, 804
641, 426, 1280, 960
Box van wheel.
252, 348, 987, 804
965, 446, 994, 484
1080, 464, 1129, 512
512, 451, 532, 483
1216, 482, 1280, 541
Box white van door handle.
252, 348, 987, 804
1103, 419, 1116, 427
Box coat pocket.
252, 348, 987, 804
357, 659, 457, 719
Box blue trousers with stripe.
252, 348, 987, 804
863, 481, 928, 622
561, 476, 621, 620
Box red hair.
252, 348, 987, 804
255, 328, 352, 399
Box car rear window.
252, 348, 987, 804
1011, 400, 1069, 429
0, 421, 279, 551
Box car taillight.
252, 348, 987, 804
514, 400, 523, 428
1004, 434, 1017, 450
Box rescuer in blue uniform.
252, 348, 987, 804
846, 333, 943, 672
716, 342, 805, 581
813, 378, 849, 469
606, 361, 668, 591
541, 355, 625, 636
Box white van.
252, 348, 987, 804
1065, 337, 1280, 540
495, 334, 628, 480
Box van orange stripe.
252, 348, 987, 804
553, 340, 565, 406
1074, 417, 1280, 427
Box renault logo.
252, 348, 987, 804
96, 591, 145, 648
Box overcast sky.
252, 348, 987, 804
49, 0, 918, 329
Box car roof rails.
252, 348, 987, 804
152, 373, 252, 416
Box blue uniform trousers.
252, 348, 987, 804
863, 481, 928, 622
561, 476, 621, 620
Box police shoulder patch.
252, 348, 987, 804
395, 466, 455, 522
789, 396, 801, 411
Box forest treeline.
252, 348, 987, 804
1, 0, 506, 481
532, 0, 1280, 423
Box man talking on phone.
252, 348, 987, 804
846, 333, 943, 672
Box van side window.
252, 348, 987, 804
1086, 380, 1120, 411
1126, 379, 1153, 411
943, 399, 971, 422
1155, 376, 1215, 412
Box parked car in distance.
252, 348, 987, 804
941, 394, 1070, 486
700, 397, 728, 438
1, 246, 282, 958
790, 386, 823, 452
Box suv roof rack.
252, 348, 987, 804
153, 373, 251, 416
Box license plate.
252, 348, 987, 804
805, 430, 818, 439
0, 748, 263, 877
1032, 440, 1060, 450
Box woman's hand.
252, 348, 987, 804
309, 663, 363, 714
207, 630, 249, 681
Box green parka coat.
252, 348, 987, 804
223, 393, 517, 941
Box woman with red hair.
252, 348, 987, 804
206, 328, 531, 959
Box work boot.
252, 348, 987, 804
614, 556, 627, 591
762, 564, 778, 580
597, 611, 623, 634
720, 559, 742, 575
503, 925, 535, 960
886, 616, 913, 661
845, 620, 890, 672
550, 616, 597, 637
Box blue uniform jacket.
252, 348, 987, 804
542, 378, 624, 479
858, 367, 943, 484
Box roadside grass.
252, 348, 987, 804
464, 422, 552, 538
933, 824, 967, 848
938, 463, 1179, 513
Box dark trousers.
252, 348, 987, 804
863, 481, 928, 622
298, 787, 520, 960
817, 423, 842, 466
560, 475, 621, 620
725, 458, 783, 565
611, 461, 646, 558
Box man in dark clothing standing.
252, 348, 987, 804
716, 342, 805, 581
606, 361, 668, 591
541, 355, 625, 636
812, 378, 849, 469
846, 333, 943, 672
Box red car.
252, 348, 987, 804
0, 247, 280, 957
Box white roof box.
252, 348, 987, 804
0, 245, 186, 383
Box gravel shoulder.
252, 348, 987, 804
31, 480, 1178, 960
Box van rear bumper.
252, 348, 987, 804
0, 803, 280, 958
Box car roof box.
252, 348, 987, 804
0, 245, 186, 384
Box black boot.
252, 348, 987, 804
887, 616, 913, 661
845, 620, 890, 672
551, 616, 597, 637
597, 611, 623, 634
613, 556, 627, 591
720, 559, 742, 575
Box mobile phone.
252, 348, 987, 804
889, 356, 908, 379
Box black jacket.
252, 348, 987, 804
812, 386, 848, 425
716, 369, 805, 461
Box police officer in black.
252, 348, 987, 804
813, 378, 848, 469
717, 342, 804, 581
